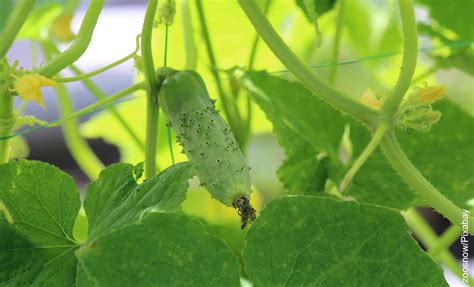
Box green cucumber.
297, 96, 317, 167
158, 69, 255, 228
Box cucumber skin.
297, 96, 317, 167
158, 70, 251, 206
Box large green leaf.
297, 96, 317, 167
241, 71, 349, 158
243, 196, 447, 286
84, 161, 195, 240
0, 160, 80, 286
240, 70, 360, 196
0, 160, 198, 285
77, 213, 241, 287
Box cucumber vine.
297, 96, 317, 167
238, 0, 473, 234
0, 0, 472, 285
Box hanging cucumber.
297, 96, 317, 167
158, 68, 255, 228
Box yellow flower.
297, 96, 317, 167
417, 86, 446, 104
51, 12, 76, 42
359, 88, 381, 110
15, 74, 57, 108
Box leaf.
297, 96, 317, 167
240, 71, 355, 195
350, 100, 474, 210
295, 0, 336, 22
416, 0, 474, 74
417, 23, 474, 76
0, 160, 80, 286
243, 196, 448, 286
84, 161, 195, 241
277, 138, 330, 196
0, 160, 196, 285
241, 71, 348, 158
77, 213, 241, 287
417, 0, 474, 41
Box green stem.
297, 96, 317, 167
0, 90, 15, 164
247, 0, 272, 69
381, 0, 418, 119
195, 0, 242, 136
245, 0, 272, 145
339, 121, 389, 191
0, 0, 28, 162
39, 0, 105, 78
238, 0, 379, 124
49, 83, 145, 128
403, 208, 473, 284
0, 0, 36, 58
181, 0, 197, 70
327, 0, 345, 86
381, 130, 474, 234
142, 0, 160, 179
428, 224, 462, 259
163, 0, 175, 165
54, 51, 136, 83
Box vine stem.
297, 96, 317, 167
339, 121, 389, 192
39, 0, 105, 78
195, 0, 244, 143
327, 0, 345, 86
0, 0, 36, 58
381, 130, 474, 234
0, 0, 36, 163
381, 0, 418, 119
403, 208, 473, 284
238, 0, 379, 124
54, 50, 137, 83
381, 1, 474, 233
428, 224, 462, 258
163, 0, 175, 165
181, 0, 197, 70
0, 90, 15, 164
245, 0, 272, 147
247, 0, 272, 69
142, 0, 160, 179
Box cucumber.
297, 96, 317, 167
158, 69, 255, 228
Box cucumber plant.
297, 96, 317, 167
0, 0, 472, 286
